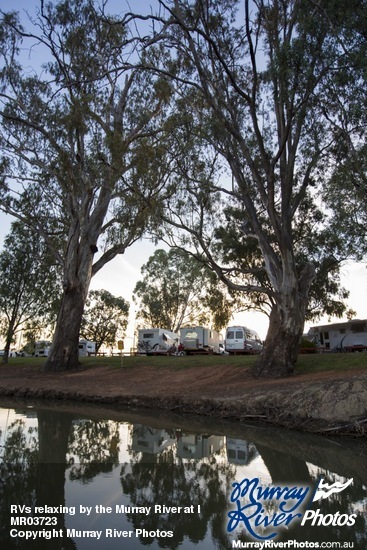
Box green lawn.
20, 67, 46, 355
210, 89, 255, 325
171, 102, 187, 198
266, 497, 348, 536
295, 351, 367, 374
5, 351, 366, 374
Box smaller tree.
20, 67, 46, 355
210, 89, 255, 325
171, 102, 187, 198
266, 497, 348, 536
80, 290, 129, 353
133, 248, 243, 332
0, 222, 61, 363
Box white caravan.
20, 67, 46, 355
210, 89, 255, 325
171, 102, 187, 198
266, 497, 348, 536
137, 328, 180, 355
34, 340, 52, 357
225, 326, 263, 354
308, 319, 367, 352
340, 332, 367, 352
78, 339, 96, 357
180, 326, 222, 354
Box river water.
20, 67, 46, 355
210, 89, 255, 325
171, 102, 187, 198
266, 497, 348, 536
0, 400, 366, 549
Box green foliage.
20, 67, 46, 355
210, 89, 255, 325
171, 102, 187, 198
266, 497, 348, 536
80, 289, 129, 352
1, 0, 366, 375
299, 339, 317, 353
0, 1, 171, 259
0, 222, 61, 361
324, 144, 367, 260
133, 248, 241, 332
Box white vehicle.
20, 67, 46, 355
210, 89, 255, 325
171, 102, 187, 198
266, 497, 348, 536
225, 326, 263, 354
137, 328, 180, 355
34, 340, 52, 357
308, 319, 367, 352
78, 339, 96, 357
180, 326, 222, 355
339, 332, 367, 352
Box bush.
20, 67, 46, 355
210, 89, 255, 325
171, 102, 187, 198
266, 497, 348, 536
300, 339, 317, 353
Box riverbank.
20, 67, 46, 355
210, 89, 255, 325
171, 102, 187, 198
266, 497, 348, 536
0, 357, 366, 436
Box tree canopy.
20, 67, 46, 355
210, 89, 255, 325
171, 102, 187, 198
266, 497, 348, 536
80, 289, 129, 353
133, 248, 243, 332
0, 222, 61, 363
325, 143, 367, 258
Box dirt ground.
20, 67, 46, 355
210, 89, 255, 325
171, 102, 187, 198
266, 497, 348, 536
0, 362, 366, 435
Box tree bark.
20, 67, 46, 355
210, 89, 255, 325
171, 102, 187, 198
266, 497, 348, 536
43, 286, 87, 371
2, 315, 17, 365
43, 234, 95, 371
252, 263, 315, 378
2, 332, 12, 365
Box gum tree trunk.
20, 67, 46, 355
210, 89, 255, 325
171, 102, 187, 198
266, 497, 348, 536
2, 322, 15, 365
43, 221, 97, 372
2, 306, 19, 364
43, 285, 89, 371
252, 262, 315, 378
252, 303, 305, 378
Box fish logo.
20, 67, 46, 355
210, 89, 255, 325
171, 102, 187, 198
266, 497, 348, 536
312, 478, 353, 502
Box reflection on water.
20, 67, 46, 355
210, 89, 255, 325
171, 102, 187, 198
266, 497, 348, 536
0, 401, 366, 549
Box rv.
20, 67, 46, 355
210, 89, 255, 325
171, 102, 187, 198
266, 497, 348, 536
137, 328, 180, 355
78, 339, 96, 357
225, 326, 263, 354
34, 340, 52, 357
180, 326, 222, 354
308, 319, 367, 352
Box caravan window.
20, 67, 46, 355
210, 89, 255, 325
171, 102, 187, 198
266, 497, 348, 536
143, 333, 154, 339
352, 323, 365, 333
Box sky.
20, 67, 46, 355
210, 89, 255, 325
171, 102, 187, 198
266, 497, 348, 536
1, 0, 366, 350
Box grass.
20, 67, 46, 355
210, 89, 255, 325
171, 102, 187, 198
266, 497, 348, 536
2, 353, 256, 371
295, 351, 367, 374
4, 351, 366, 374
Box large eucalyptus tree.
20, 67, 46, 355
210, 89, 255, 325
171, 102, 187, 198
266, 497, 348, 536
0, 0, 172, 370
143, 0, 367, 377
